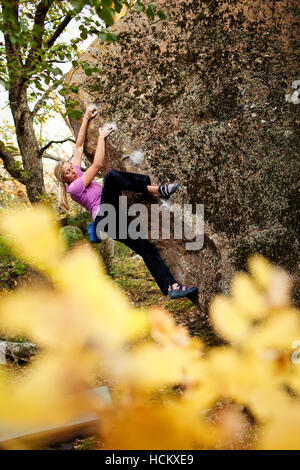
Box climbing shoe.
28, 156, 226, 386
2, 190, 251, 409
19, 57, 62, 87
158, 182, 179, 199
168, 282, 198, 299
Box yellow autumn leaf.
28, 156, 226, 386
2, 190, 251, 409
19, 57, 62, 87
1, 204, 300, 450
148, 307, 195, 348
286, 365, 300, 396
100, 401, 220, 450
0, 204, 65, 273
247, 254, 272, 290
108, 342, 196, 391
209, 295, 251, 345
148, 307, 176, 345
0, 288, 90, 349
207, 348, 280, 414
266, 266, 293, 308
0, 352, 98, 426
54, 244, 149, 347
257, 399, 300, 450
231, 272, 268, 320
244, 309, 300, 353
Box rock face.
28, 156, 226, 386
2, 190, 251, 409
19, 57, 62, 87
66, 0, 299, 311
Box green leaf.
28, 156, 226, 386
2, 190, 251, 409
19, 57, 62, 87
81, 61, 93, 76
9, 35, 17, 45
59, 87, 69, 97
32, 24, 43, 36
52, 79, 61, 88
52, 67, 62, 76
157, 10, 168, 20
19, 21, 29, 33
105, 32, 118, 43
34, 80, 44, 91
70, 0, 85, 13
99, 31, 107, 41
99, 31, 117, 43
96, 5, 115, 27
134, 3, 145, 12
146, 7, 155, 21
114, 0, 123, 13
67, 109, 83, 120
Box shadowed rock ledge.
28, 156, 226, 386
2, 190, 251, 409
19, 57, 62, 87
65, 0, 299, 313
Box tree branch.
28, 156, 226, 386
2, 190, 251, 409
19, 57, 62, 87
47, 59, 69, 64
12, 151, 63, 162
38, 137, 75, 157
31, 77, 64, 117
45, 14, 65, 25
1, 0, 23, 78
46, 12, 73, 48
49, 90, 74, 135
0, 140, 26, 184
25, 0, 53, 69
45, 0, 88, 48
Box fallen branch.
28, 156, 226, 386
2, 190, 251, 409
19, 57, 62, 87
0, 341, 38, 362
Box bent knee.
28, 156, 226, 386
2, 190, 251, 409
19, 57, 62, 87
105, 169, 119, 181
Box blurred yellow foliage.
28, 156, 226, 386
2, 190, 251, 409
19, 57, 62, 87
0, 204, 299, 450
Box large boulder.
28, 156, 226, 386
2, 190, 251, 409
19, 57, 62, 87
65, 0, 299, 312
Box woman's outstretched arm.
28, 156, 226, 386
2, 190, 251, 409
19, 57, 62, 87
81, 124, 116, 188
71, 104, 97, 168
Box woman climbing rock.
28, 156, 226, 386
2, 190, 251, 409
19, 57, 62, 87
54, 105, 198, 300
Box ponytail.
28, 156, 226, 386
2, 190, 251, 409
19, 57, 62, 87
54, 160, 70, 211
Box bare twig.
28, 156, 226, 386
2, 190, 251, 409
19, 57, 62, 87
47, 59, 69, 64
38, 137, 75, 157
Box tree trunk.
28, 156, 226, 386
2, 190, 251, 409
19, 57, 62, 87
9, 84, 45, 203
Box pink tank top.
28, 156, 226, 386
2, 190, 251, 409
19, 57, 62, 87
66, 165, 102, 220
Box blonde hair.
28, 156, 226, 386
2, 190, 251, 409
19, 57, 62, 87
54, 160, 70, 211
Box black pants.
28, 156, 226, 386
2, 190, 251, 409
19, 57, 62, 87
94, 169, 177, 295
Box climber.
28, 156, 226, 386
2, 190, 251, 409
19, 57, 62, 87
54, 104, 198, 300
